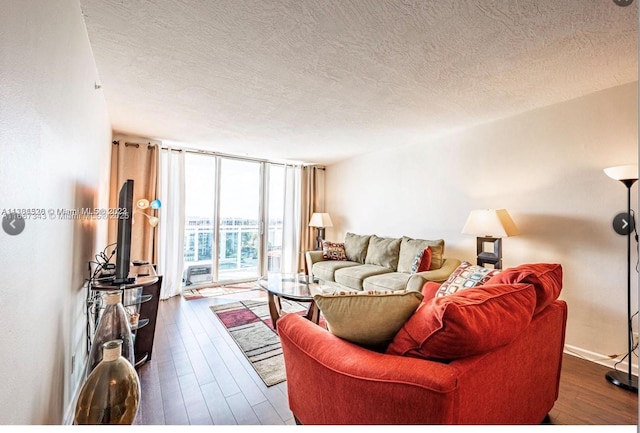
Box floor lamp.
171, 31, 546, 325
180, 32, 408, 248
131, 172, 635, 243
604, 164, 638, 392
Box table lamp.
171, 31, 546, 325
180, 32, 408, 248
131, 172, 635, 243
309, 213, 333, 250
462, 209, 519, 269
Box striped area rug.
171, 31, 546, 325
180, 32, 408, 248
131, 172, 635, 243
210, 298, 309, 387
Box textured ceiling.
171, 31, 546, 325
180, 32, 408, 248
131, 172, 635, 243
79, 0, 638, 165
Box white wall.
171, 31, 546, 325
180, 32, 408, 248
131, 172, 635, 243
326, 82, 638, 372
0, 0, 112, 424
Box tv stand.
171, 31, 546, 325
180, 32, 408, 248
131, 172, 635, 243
112, 276, 137, 285
89, 271, 162, 368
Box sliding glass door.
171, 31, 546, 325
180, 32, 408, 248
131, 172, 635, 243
183, 154, 217, 287
181, 154, 297, 288
217, 158, 261, 282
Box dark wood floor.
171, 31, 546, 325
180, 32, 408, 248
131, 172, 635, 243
134, 290, 638, 425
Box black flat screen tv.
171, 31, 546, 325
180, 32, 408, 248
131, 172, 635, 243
114, 179, 135, 284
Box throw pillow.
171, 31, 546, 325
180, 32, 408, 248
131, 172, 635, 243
313, 289, 424, 348
397, 237, 445, 272
386, 283, 537, 361
410, 246, 432, 273
435, 261, 500, 297
322, 241, 347, 261
344, 232, 371, 263
484, 263, 563, 315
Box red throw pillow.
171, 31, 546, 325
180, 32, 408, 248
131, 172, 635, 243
386, 283, 537, 361
410, 246, 432, 273
484, 263, 562, 315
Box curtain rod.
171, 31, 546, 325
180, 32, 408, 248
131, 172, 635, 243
112, 139, 325, 168
159, 144, 324, 168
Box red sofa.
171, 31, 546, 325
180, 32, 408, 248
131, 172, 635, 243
278, 263, 568, 425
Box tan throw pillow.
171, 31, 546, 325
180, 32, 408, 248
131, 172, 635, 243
313, 289, 424, 348
436, 261, 501, 297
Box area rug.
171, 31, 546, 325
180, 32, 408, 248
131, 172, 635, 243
183, 281, 260, 300
211, 298, 320, 386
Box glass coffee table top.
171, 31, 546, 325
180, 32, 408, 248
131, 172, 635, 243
257, 273, 323, 329
257, 273, 320, 301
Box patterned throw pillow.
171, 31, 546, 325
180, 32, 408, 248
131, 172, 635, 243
410, 247, 432, 273
322, 241, 347, 261
435, 261, 500, 297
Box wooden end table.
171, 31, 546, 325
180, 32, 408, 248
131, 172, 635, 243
257, 273, 321, 330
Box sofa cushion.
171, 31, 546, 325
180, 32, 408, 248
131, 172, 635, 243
364, 235, 401, 270
344, 233, 371, 263
386, 283, 537, 361
314, 289, 424, 348
485, 263, 563, 315
322, 241, 347, 261
410, 246, 432, 273
335, 264, 393, 291
435, 261, 501, 297
363, 272, 412, 291
397, 237, 445, 272
312, 260, 360, 282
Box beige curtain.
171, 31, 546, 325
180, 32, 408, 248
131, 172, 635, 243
298, 165, 325, 271
108, 140, 159, 264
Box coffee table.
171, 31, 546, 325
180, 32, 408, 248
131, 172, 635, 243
257, 273, 322, 330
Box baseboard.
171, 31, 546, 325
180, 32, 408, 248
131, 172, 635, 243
564, 344, 638, 376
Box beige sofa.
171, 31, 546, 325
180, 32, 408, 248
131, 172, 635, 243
305, 232, 461, 293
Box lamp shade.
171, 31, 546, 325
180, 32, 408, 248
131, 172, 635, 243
462, 209, 519, 237
604, 164, 638, 182
308, 212, 333, 228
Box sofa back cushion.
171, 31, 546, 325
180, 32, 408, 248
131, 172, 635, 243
484, 263, 563, 315
386, 283, 537, 361
365, 235, 402, 270
344, 233, 371, 263
397, 237, 445, 272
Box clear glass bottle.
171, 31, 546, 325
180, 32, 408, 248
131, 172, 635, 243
74, 339, 141, 425
88, 291, 135, 372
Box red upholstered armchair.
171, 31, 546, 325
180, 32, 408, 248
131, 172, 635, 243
278, 263, 568, 425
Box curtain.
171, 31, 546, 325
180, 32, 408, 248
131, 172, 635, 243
298, 165, 326, 271
109, 140, 159, 263
157, 148, 186, 300
281, 165, 302, 273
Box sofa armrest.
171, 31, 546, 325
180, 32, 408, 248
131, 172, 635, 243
406, 257, 462, 291
305, 250, 326, 277
278, 313, 460, 424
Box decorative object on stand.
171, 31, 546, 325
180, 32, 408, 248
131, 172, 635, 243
461, 209, 519, 269
603, 163, 638, 392
135, 198, 161, 227
74, 339, 141, 425
309, 212, 333, 250
88, 291, 135, 372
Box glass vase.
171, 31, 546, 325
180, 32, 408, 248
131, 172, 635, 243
88, 291, 135, 372
74, 339, 141, 425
